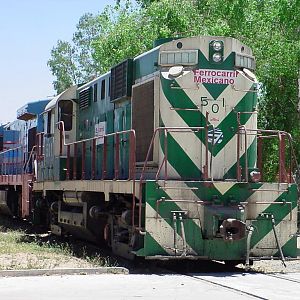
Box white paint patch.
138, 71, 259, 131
213, 182, 236, 195
159, 72, 257, 180
245, 183, 286, 220
157, 181, 203, 218
94, 121, 106, 145
251, 207, 298, 257
145, 203, 196, 255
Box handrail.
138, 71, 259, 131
57, 120, 135, 147
23, 145, 37, 174
282, 132, 300, 183
57, 121, 136, 179
237, 125, 249, 182
36, 132, 44, 160
56, 120, 299, 233
236, 110, 298, 183
0, 145, 22, 155
56, 121, 137, 228
206, 112, 216, 181
139, 126, 206, 182
237, 126, 298, 184
138, 125, 212, 230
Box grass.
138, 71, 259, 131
0, 231, 72, 255
0, 216, 116, 270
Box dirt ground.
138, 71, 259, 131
250, 259, 300, 273
248, 237, 300, 273
0, 217, 115, 270
0, 252, 96, 270
0, 216, 300, 272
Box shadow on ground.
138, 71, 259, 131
0, 215, 245, 273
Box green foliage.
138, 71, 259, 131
48, 0, 300, 177
72, 13, 102, 80
48, 13, 101, 93
92, 4, 152, 72
189, 0, 300, 178
92, 0, 201, 72
47, 40, 77, 93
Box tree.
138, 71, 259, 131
92, 0, 202, 72
72, 13, 102, 80
47, 40, 77, 93
92, 4, 151, 73
48, 0, 300, 175
48, 13, 102, 93
94, 0, 300, 178
190, 0, 300, 178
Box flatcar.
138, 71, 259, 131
0, 36, 298, 267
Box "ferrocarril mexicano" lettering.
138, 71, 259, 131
193, 69, 238, 84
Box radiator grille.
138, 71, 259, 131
110, 59, 133, 102
132, 80, 154, 162
79, 87, 91, 110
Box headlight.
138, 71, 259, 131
209, 40, 224, 63
212, 41, 223, 51
212, 53, 222, 63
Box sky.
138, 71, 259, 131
0, 0, 113, 124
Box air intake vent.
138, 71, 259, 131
132, 80, 154, 162
110, 59, 133, 102
79, 87, 92, 110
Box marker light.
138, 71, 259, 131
212, 53, 222, 63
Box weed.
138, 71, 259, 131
0, 216, 114, 270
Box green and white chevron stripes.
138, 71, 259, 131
142, 181, 298, 260
158, 47, 257, 181
248, 183, 298, 257
140, 37, 298, 261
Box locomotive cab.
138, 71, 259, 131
38, 85, 77, 182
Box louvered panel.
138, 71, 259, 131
132, 80, 154, 162
110, 59, 133, 102
79, 88, 91, 110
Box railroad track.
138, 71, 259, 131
178, 271, 300, 299
3, 216, 300, 298
142, 261, 264, 298
183, 273, 268, 299
146, 259, 300, 299
265, 273, 300, 284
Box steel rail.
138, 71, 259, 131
182, 274, 268, 300
265, 273, 300, 284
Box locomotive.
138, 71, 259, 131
0, 36, 298, 266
